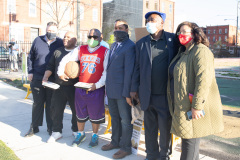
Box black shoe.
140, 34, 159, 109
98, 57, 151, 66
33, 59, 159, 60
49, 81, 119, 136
47, 128, 52, 135
24, 126, 39, 137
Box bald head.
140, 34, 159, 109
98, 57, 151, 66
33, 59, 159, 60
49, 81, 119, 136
63, 31, 77, 49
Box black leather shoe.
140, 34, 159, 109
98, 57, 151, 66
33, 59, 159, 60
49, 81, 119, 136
24, 126, 39, 137
47, 128, 52, 135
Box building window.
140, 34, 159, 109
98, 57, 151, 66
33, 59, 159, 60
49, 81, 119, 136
154, 2, 158, 10
213, 29, 216, 34
83, 33, 88, 43
80, 32, 83, 42
219, 36, 221, 41
169, 4, 172, 13
7, 0, 16, 14
208, 30, 211, 34
146, 1, 149, 9
208, 37, 210, 41
219, 29, 222, 34
29, 0, 36, 17
63, 2, 71, 21
162, 2, 165, 12
92, 8, 98, 22
169, 20, 172, 31
225, 36, 227, 42
46, 3, 54, 19
80, 6, 84, 20
225, 28, 228, 33
213, 36, 215, 42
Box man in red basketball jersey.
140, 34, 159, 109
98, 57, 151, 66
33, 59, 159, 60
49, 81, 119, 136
57, 29, 109, 148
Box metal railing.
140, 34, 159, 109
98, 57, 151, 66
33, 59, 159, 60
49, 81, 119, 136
0, 41, 32, 71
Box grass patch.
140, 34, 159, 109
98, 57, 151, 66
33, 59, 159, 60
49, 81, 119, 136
0, 78, 30, 91
0, 140, 20, 160
221, 73, 240, 77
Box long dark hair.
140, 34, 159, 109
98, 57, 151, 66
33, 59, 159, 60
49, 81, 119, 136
175, 21, 209, 47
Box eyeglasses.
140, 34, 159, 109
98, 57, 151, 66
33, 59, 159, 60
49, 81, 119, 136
177, 31, 192, 35
87, 35, 99, 39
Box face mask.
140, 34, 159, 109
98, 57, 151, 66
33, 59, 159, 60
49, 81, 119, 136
87, 39, 99, 48
178, 34, 193, 46
146, 22, 158, 34
46, 32, 57, 40
114, 31, 129, 42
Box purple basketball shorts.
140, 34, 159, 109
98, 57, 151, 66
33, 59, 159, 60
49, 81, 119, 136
75, 87, 105, 124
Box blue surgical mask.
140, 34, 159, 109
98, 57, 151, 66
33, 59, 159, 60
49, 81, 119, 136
146, 22, 158, 34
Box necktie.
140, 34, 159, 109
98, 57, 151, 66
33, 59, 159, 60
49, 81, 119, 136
111, 43, 119, 58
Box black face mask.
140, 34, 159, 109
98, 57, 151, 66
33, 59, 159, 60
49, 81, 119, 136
114, 31, 129, 42
46, 32, 57, 40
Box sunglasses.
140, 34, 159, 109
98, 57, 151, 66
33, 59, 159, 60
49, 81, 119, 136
87, 36, 99, 39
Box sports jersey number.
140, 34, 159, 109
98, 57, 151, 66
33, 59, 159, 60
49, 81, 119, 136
82, 62, 96, 74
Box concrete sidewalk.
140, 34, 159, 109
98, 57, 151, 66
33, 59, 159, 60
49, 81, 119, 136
0, 73, 216, 160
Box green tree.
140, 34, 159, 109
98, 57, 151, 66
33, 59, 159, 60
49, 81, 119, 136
107, 34, 115, 47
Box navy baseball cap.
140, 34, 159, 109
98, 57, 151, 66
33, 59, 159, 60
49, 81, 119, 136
145, 11, 166, 22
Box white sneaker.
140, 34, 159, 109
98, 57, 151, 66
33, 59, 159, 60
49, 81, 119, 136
73, 131, 78, 138
47, 132, 62, 143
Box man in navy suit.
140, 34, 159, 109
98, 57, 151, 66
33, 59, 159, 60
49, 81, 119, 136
131, 12, 177, 160
101, 19, 135, 159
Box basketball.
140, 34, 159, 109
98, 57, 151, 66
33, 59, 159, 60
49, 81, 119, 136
64, 61, 80, 79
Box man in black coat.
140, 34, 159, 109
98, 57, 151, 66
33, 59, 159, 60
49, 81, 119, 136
25, 22, 63, 137
131, 11, 177, 160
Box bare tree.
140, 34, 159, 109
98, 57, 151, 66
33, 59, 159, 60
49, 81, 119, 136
33, 0, 95, 30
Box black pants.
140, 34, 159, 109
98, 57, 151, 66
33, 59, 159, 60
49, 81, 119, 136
31, 80, 53, 130
51, 85, 78, 133
144, 94, 172, 160
181, 138, 200, 160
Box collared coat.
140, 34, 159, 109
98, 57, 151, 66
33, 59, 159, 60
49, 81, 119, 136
167, 43, 224, 139
131, 32, 177, 111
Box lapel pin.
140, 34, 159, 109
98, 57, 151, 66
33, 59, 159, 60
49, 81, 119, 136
168, 38, 172, 41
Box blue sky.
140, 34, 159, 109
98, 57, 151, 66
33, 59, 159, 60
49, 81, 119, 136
174, 0, 238, 29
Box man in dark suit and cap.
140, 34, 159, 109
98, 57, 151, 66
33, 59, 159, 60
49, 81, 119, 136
131, 11, 177, 160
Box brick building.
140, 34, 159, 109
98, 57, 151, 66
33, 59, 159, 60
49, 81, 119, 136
205, 25, 240, 49
143, 0, 175, 33
0, 0, 42, 42
0, 0, 102, 44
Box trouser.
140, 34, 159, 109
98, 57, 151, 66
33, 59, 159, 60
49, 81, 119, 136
108, 98, 133, 153
51, 85, 78, 133
144, 94, 172, 160
10, 55, 18, 70
180, 138, 200, 160
31, 80, 53, 130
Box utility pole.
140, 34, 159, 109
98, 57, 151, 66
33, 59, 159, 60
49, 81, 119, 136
77, 0, 80, 44
236, 1, 239, 56
56, 0, 58, 27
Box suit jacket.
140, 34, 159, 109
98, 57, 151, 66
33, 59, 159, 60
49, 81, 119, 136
106, 38, 136, 99
131, 31, 177, 111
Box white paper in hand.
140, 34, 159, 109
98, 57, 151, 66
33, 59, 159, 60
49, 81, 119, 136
42, 81, 60, 90
74, 82, 92, 90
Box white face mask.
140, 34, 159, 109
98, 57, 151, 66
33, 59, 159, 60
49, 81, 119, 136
146, 22, 158, 34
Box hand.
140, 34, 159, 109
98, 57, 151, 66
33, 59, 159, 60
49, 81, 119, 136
28, 74, 33, 82
130, 92, 138, 100
88, 83, 96, 91
42, 77, 48, 83
59, 74, 69, 81
126, 97, 133, 106
191, 108, 204, 120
